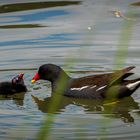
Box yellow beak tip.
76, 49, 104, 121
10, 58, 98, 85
31, 80, 36, 84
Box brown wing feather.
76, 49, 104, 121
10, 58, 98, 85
70, 66, 135, 88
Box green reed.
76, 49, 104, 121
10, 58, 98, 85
98, 10, 135, 140
37, 70, 71, 140
114, 16, 135, 69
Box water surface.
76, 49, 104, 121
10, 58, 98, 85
0, 0, 140, 139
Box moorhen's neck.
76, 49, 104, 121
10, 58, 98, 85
51, 72, 71, 93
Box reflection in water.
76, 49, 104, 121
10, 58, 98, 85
103, 97, 138, 123
0, 1, 81, 13
0, 92, 25, 106
32, 95, 140, 123
0, 24, 45, 29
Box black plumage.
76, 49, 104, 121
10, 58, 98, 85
32, 64, 140, 99
0, 73, 27, 95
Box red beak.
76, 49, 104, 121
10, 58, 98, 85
31, 73, 40, 83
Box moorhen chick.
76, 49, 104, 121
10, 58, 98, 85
0, 73, 27, 95
31, 64, 140, 99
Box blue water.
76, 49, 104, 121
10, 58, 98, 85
0, 0, 140, 139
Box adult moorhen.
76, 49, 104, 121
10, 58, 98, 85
31, 64, 140, 99
0, 73, 27, 95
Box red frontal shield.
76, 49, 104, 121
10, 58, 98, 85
19, 73, 24, 79
31, 73, 40, 83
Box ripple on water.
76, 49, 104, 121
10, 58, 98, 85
47, 114, 140, 140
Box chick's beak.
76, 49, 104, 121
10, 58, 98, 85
31, 73, 40, 83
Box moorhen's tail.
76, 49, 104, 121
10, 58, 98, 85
115, 78, 140, 98
108, 66, 135, 87
104, 78, 140, 99
124, 78, 140, 92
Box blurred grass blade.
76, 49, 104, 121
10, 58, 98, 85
130, 1, 140, 6
114, 12, 135, 69
37, 72, 69, 140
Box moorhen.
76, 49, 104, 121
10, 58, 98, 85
31, 64, 140, 99
0, 73, 27, 95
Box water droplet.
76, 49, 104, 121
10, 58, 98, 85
88, 26, 92, 30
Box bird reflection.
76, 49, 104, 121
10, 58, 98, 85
32, 95, 140, 123
0, 92, 25, 106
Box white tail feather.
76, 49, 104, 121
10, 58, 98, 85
126, 81, 140, 90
